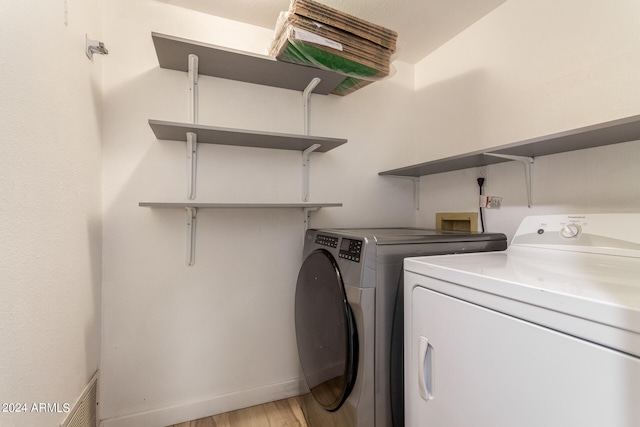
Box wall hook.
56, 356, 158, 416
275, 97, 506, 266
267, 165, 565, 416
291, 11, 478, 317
85, 34, 109, 59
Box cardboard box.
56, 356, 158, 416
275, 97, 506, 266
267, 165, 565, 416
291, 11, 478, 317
270, 0, 397, 95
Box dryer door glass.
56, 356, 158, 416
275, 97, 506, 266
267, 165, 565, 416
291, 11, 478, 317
295, 249, 358, 412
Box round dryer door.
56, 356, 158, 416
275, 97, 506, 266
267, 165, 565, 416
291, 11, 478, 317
295, 249, 358, 412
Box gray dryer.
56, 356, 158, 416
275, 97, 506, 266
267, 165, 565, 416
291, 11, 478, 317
295, 228, 507, 427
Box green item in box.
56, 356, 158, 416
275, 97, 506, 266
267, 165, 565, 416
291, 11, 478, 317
331, 77, 373, 96
278, 39, 382, 81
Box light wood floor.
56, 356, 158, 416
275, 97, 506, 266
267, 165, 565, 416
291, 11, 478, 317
167, 396, 308, 427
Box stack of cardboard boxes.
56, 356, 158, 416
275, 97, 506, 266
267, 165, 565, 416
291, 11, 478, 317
270, 0, 397, 95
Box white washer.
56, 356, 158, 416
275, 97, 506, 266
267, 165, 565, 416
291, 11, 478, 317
404, 214, 640, 427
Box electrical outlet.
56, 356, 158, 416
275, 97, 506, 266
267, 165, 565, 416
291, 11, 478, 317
477, 166, 487, 179
479, 196, 502, 209
487, 196, 502, 209
476, 166, 488, 190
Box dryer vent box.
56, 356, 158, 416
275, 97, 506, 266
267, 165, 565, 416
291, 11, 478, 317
436, 212, 478, 232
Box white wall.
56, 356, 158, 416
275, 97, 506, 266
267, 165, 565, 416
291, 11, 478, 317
0, 1, 103, 427
410, 0, 640, 238
100, 1, 415, 425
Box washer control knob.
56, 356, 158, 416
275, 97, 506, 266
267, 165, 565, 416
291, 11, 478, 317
560, 223, 581, 239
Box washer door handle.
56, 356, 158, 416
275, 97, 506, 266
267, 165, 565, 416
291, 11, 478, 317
418, 336, 434, 401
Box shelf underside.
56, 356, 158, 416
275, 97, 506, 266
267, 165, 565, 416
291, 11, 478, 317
139, 202, 342, 209
149, 120, 347, 152
380, 114, 640, 177
152, 32, 346, 95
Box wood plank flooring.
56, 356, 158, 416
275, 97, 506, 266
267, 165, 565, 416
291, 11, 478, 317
167, 396, 307, 427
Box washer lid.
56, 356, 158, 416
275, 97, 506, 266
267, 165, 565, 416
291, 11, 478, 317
295, 249, 358, 411
405, 247, 640, 356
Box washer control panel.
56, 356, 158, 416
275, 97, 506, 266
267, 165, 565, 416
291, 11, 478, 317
560, 223, 582, 239
511, 214, 640, 257
339, 238, 363, 263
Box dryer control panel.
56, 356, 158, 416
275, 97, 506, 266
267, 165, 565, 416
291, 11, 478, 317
339, 238, 362, 263
315, 234, 362, 262
315, 234, 338, 248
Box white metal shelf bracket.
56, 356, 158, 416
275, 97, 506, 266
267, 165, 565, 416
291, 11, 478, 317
410, 177, 420, 211
303, 207, 320, 231
187, 132, 197, 200
301, 78, 321, 201
384, 176, 420, 210
186, 54, 199, 200
303, 78, 321, 135
188, 54, 199, 123
185, 207, 197, 266
484, 153, 535, 208
302, 144, 321, 202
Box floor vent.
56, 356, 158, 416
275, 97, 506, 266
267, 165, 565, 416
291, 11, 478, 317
61, 371, 98, 427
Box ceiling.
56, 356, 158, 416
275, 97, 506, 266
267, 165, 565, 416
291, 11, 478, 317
158, 0, 507, 64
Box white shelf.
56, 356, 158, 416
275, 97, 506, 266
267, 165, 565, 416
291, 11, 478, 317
144, 32, 347, 265
140, 202, 341, 266
380, 114, 640, 177
149, 32, 349, 203
152, 32, 346, 94
139, 202, 342, 209
148, 120, 347, 152
380, 114, 640, 208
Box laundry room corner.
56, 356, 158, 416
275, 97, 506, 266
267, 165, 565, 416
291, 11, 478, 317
99, 1, 417, 425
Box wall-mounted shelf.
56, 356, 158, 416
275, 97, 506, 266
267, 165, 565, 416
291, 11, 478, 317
380, 114, 640, 208
148, 119, 347, 152
150, 32, 348, 204
380, 114, 640, 177
144, 32, 348, 265
140, 202, 342, 266
152, 32, 346, 94
139, 202, 342, 209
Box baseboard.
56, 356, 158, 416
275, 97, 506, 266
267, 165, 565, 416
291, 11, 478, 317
100, 378, 306, 427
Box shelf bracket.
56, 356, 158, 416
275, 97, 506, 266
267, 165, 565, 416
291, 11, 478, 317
484, 153, 535, 208
188, 54, 199, 124
186, 54, 199, 200
302, 144, 321, 202
302, 79, 321, 201
410, 177, 420, 211
303, 78, 321, 136
303, 207, 320, 231
384, 176, 420, 210
185, 207, 197, 266
186, 132, 197, 200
